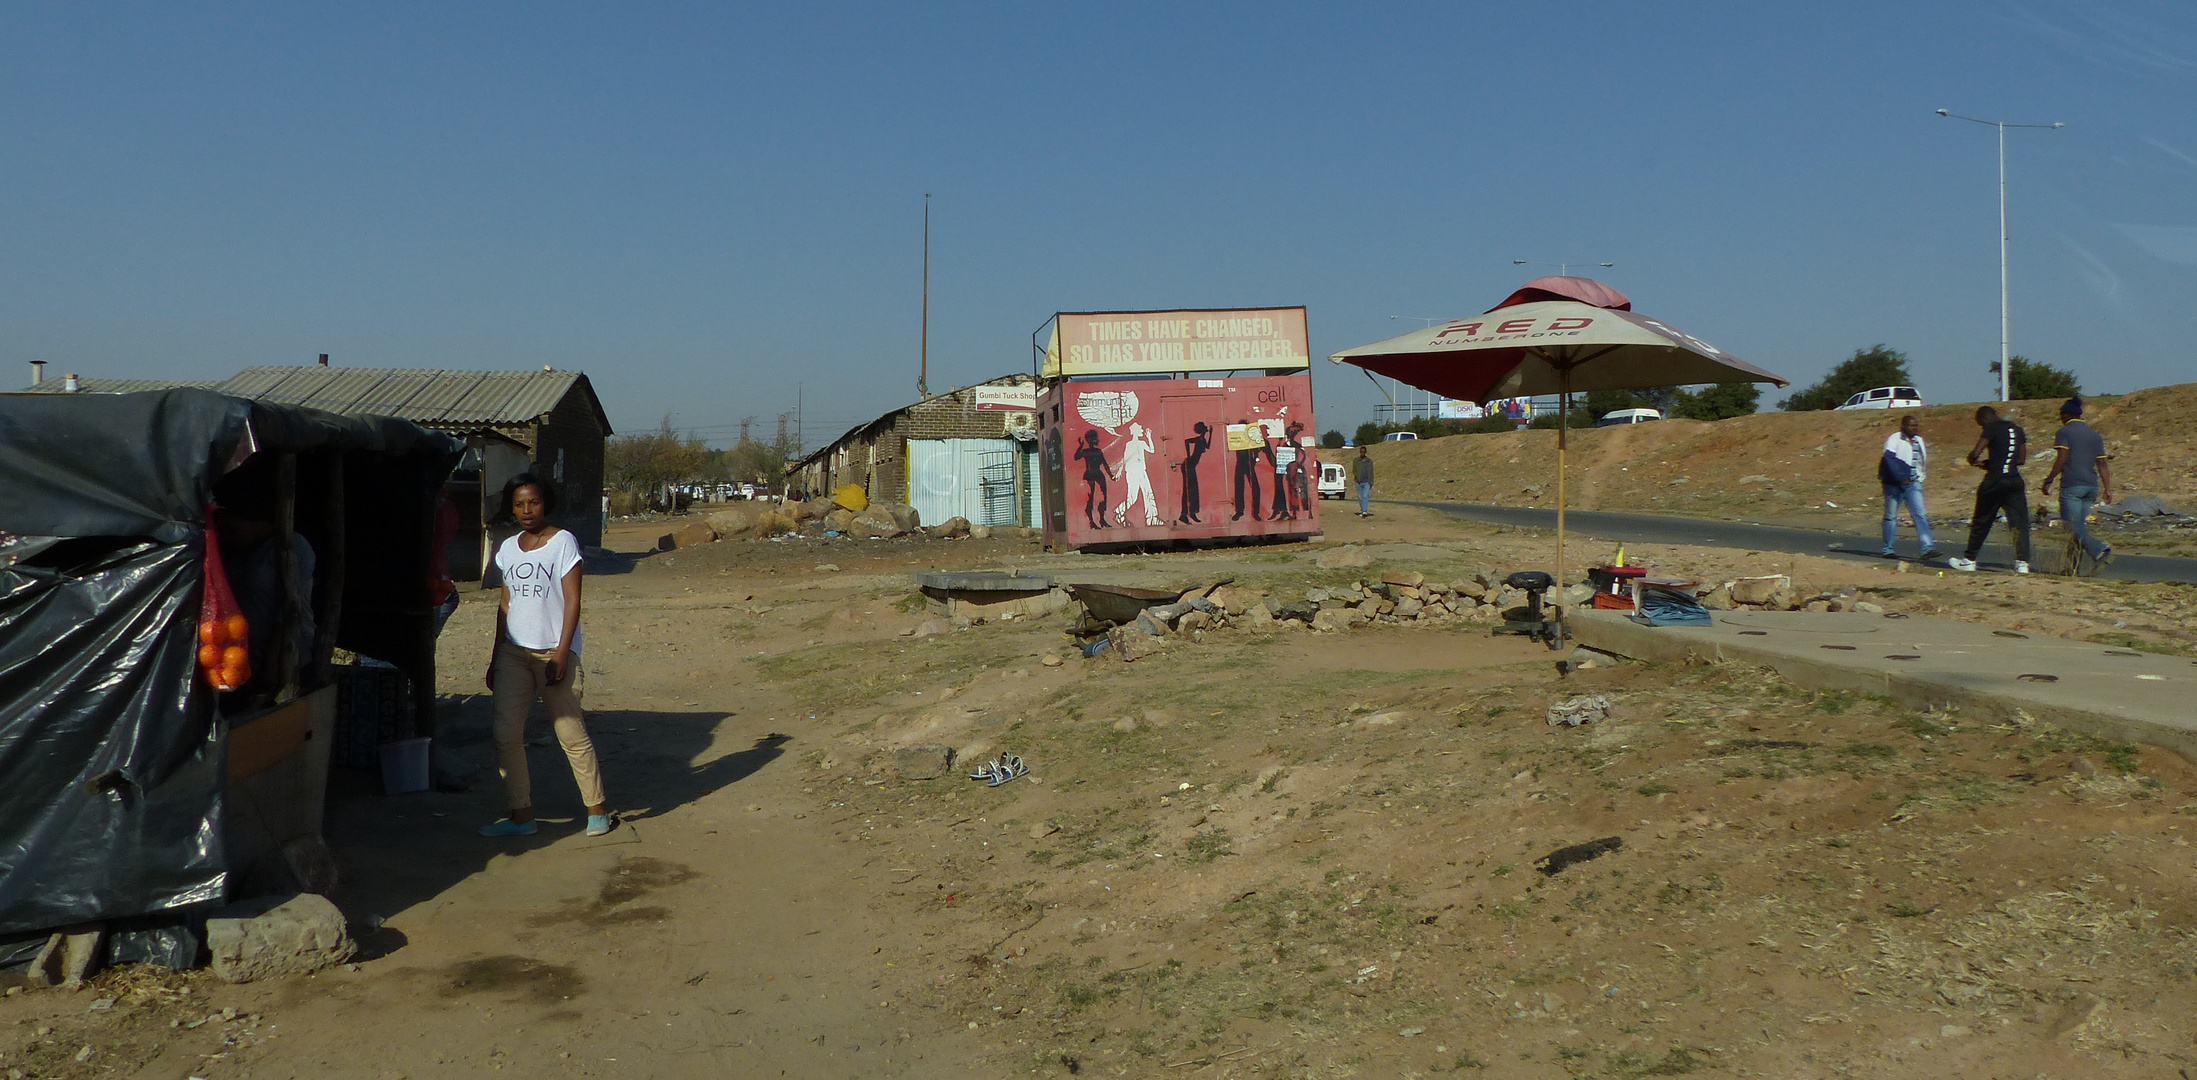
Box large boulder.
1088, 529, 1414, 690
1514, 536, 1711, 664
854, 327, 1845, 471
849, 508, 904, 538
206, 893, 356, 984
937, 516, 972, 539
1728, 575, 1789, 606
823, 507, 857, 533
753, 509, 796, 536
705, 506, 757, 537
784, 499, 821, 522
661, 521, 716, 550
1315, 546, 1373, 569
884, 503, 921, 532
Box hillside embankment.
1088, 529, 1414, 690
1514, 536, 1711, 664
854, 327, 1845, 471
1365, 383, 2197, 549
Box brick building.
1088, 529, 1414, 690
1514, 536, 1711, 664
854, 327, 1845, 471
789, 374, 1039, 527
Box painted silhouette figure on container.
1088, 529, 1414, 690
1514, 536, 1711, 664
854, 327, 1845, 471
1114, 423, 1162, 527
1231, 419, 1273, 521
1073, 430, 1111, 529
1178, 421, 1210, 524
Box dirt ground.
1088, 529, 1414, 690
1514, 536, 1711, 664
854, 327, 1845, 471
1372, 383, 2197, 557
6, 505, 2197, 1079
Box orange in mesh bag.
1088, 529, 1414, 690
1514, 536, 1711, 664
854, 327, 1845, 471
198, 504, 252, 691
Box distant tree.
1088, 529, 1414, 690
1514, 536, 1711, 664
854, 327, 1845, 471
1584, 389, 1638, 420
1352, 421, 1383, 447
1993, 356, 2082, 400
1528, 407, 1595, 430
1671, 383, 1762, 420
1778, 345, 1914, 411
605, 415, 714, 497
1320, 429, 1345, 449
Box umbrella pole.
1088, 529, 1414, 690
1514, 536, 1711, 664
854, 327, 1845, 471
1555, 379, 1567, 636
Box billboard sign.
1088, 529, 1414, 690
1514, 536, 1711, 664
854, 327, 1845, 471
1435, 398, 1483, 420
1044, 308, 1309, 378
973, 384, 1037, 411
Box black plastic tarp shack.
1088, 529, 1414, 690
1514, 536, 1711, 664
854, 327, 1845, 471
0, 388, 461, 943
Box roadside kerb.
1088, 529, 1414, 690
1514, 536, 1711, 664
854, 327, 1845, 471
1569, 608, 2197, 760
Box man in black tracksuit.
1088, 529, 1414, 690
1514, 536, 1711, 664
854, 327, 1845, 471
1949, 405, 2031, 573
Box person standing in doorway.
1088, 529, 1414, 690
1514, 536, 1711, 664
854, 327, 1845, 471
481, 474, 612, 837
1877, 414, 1941, 561
2040, 397, 2114, 572
1948, 406, 2032, 574
1354, 445, 1374, 517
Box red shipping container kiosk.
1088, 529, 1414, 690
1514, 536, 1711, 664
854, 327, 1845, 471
1035, 308, 1321, 551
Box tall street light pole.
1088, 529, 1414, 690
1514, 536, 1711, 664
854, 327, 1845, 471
1936, 109, 2063, 402
919, 193, 931, 398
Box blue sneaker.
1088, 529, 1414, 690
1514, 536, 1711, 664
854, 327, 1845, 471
479, 818, 538, 837
585, 814, 614, 837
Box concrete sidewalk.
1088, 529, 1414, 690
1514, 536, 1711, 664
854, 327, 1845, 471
1569, 607, 2197, 758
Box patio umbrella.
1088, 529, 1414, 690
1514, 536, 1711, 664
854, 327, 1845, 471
1328, 277, 1789, 622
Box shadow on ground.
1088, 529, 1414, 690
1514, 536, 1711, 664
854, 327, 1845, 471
321, 693, 787, 939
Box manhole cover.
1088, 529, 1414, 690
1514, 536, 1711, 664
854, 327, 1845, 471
1886, 654, 1922, 661
1821, 645, 1856, 651
2137, 675, 2167, 682
2017, 673, 2058, 682
1993, 630, 2028, 638
1881, 612, 1909, 619
2104, 650, 2142, 657
1739, 630, 1769, 636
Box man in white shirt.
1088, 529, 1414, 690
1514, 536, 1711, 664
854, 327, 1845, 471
1877, 414, 1941, 561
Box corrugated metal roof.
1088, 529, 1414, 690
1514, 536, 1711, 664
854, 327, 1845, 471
10, 367, 608, 434
215, 367, 603, 431
8, 378, 218, 395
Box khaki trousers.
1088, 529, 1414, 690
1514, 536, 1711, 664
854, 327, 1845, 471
491, 642, 605, 811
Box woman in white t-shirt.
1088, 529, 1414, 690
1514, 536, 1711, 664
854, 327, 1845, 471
480, 474, 611, 837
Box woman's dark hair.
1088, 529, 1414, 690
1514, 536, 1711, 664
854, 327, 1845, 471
1081, 430, 1100, 446
502, 472, 559, 517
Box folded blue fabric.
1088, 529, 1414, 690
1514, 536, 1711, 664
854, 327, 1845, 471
1633, 585, 1712, 627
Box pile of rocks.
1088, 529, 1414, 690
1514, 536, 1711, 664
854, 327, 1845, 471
1701, 574, 1886, 614
662, 499, 1039, 550
1094, 570, 1567, 659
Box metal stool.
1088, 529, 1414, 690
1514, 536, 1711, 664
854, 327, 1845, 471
1495, 570, 1566, 649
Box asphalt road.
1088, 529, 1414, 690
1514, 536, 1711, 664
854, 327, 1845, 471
1408, 502, 2197, 586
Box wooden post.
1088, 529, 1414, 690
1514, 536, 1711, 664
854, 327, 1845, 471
311, 455, 346, 685
274, 452, 300, 702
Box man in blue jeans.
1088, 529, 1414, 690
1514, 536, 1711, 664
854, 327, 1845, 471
2040, 397, 2114, 572
1354, 446, 1374, 517
1877, 413, 1941, 561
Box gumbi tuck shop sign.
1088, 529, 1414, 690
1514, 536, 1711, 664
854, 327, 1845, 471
1044, 308, 1309, 378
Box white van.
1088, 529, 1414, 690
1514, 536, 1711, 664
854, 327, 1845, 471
1593, 408, 1662, 427
1834, 386, 1923, 410
1317, 461, 1348, 499
1383, 431, 1417, 442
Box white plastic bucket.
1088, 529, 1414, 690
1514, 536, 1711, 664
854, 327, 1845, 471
379, 737, 431, 795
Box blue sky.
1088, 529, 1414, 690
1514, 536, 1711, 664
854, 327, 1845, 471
4, 2, 2193, 444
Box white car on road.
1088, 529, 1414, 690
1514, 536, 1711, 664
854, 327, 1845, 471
1834, 386, 1923, 410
